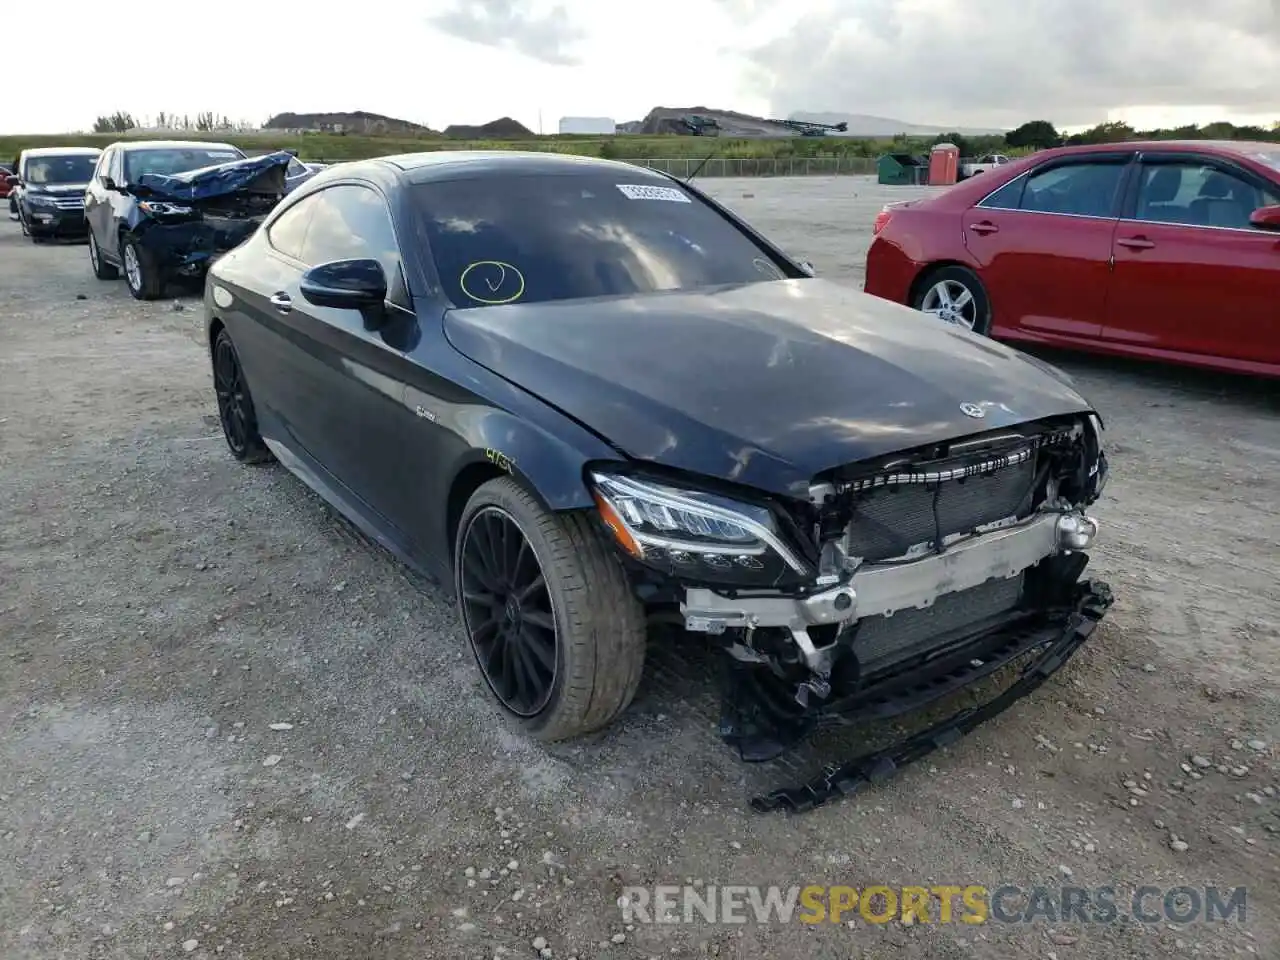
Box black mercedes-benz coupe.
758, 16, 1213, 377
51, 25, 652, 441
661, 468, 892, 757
205, 152, 1112, 809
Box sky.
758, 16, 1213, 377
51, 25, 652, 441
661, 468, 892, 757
5, 0, 1278, 135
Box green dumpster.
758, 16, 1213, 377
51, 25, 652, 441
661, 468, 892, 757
878, 153, 927, 186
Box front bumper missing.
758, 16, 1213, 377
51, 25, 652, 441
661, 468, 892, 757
139, 216, 262, 276
682, 509, 1098, 680
747, 579, 1113, 813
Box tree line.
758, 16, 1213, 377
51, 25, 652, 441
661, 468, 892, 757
1002, 118, 1280, 151
91, 111, 255, 134
878, 118, 1280, 160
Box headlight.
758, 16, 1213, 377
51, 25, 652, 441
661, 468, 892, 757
138, 200, 194, 217
27, 194, 55, 207
1085, 413, 1108, 500
590, 471, 810, 586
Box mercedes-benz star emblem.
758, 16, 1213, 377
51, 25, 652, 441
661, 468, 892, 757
959, 402, 986, 419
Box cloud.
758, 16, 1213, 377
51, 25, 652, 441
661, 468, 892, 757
429, 0, 584, 66
726, 0, 1280, 127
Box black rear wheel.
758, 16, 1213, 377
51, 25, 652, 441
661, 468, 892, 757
455, 477, 646, 741
212, 329, 272, 464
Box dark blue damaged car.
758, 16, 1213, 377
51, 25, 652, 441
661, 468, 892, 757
84, 140, 294, 299
203, 151, 1113, 811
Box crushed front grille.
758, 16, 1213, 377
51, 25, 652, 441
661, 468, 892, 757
843, 453, 1035, 562
852, 574, 1025, 674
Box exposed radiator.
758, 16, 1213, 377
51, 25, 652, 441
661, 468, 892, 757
851, 573, 1025, 674
843, 454, 1036, 563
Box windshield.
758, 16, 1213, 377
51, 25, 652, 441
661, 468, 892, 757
25, 155, 97, 184
413, 173, 787, 308
124, 147, 245, 181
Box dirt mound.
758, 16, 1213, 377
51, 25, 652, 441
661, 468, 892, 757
263, 111, 432, 134
442, 117, 535, 140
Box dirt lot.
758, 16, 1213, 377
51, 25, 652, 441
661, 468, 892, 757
2, 176, 1279, 960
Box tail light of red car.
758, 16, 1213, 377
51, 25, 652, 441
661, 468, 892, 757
872, 205, 893, 235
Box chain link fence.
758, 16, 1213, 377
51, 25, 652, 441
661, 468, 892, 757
617, 156, 877, 178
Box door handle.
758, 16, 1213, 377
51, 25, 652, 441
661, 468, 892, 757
1116, 236, 1155, 250
269, 292, 292, 313
967, 221, 999, 235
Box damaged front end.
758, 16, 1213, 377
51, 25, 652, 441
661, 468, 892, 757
125, 151, 292, 278
592, 412, 1112, 810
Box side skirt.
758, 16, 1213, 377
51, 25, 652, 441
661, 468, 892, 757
261, 433, 439, 586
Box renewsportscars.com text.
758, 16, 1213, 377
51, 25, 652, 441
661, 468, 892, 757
618, 884, 1247, 926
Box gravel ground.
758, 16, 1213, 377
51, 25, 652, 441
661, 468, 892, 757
2, 176, 1279, 960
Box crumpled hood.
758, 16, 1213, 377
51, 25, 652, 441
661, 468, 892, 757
131, 151, 292, 202
444, 279, 1093, 498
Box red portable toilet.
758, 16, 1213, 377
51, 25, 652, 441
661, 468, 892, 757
928, 142, 959, 186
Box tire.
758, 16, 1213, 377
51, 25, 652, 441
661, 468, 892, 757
454, 477, 647, 742
912, 264, 992, 335
88, 229, 118, 280
120, 233, 164, 300
211, 328, 272, 464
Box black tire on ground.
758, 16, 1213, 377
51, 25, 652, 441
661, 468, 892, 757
911, 264, 992, 336
88, 229, 118, 280
211, 328, 272, 465
454, 476, 647, 742
121, 233, 164, 300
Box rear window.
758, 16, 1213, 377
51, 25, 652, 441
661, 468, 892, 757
124, 147, 245, 181
413, 173, 787, 308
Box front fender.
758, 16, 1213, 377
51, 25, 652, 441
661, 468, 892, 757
442, 405, 618, 514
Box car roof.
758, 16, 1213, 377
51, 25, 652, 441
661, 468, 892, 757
372, 150, 669, 184
1040, 140, 1278, 161
112, 140, 240, 153
21, 146, 102, 158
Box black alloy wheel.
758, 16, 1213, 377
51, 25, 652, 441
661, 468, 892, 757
212, 330, 271, 464
459, 506, 559, 717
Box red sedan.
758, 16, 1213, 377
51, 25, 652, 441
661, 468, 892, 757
864, 141, 1280, 376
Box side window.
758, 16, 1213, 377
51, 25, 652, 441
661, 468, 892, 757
1133, 162, 1279, 230
93, 150, 109, 180
286, 157, 307, 178
1019, 162, 1126, 218
978, 175, 1026, 210
110, 150, 124, 183
300, 184, 401, 281
267, 195, 317, 261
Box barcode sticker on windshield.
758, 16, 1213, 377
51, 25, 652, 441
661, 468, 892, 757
616, 184, 691, 202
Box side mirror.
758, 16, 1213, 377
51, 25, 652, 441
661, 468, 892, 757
100, 176, 117, 191
4, 174, 17, 188
300, 258, 387, 310
1248, 204, 1280, 231
798, 260, 816, 277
